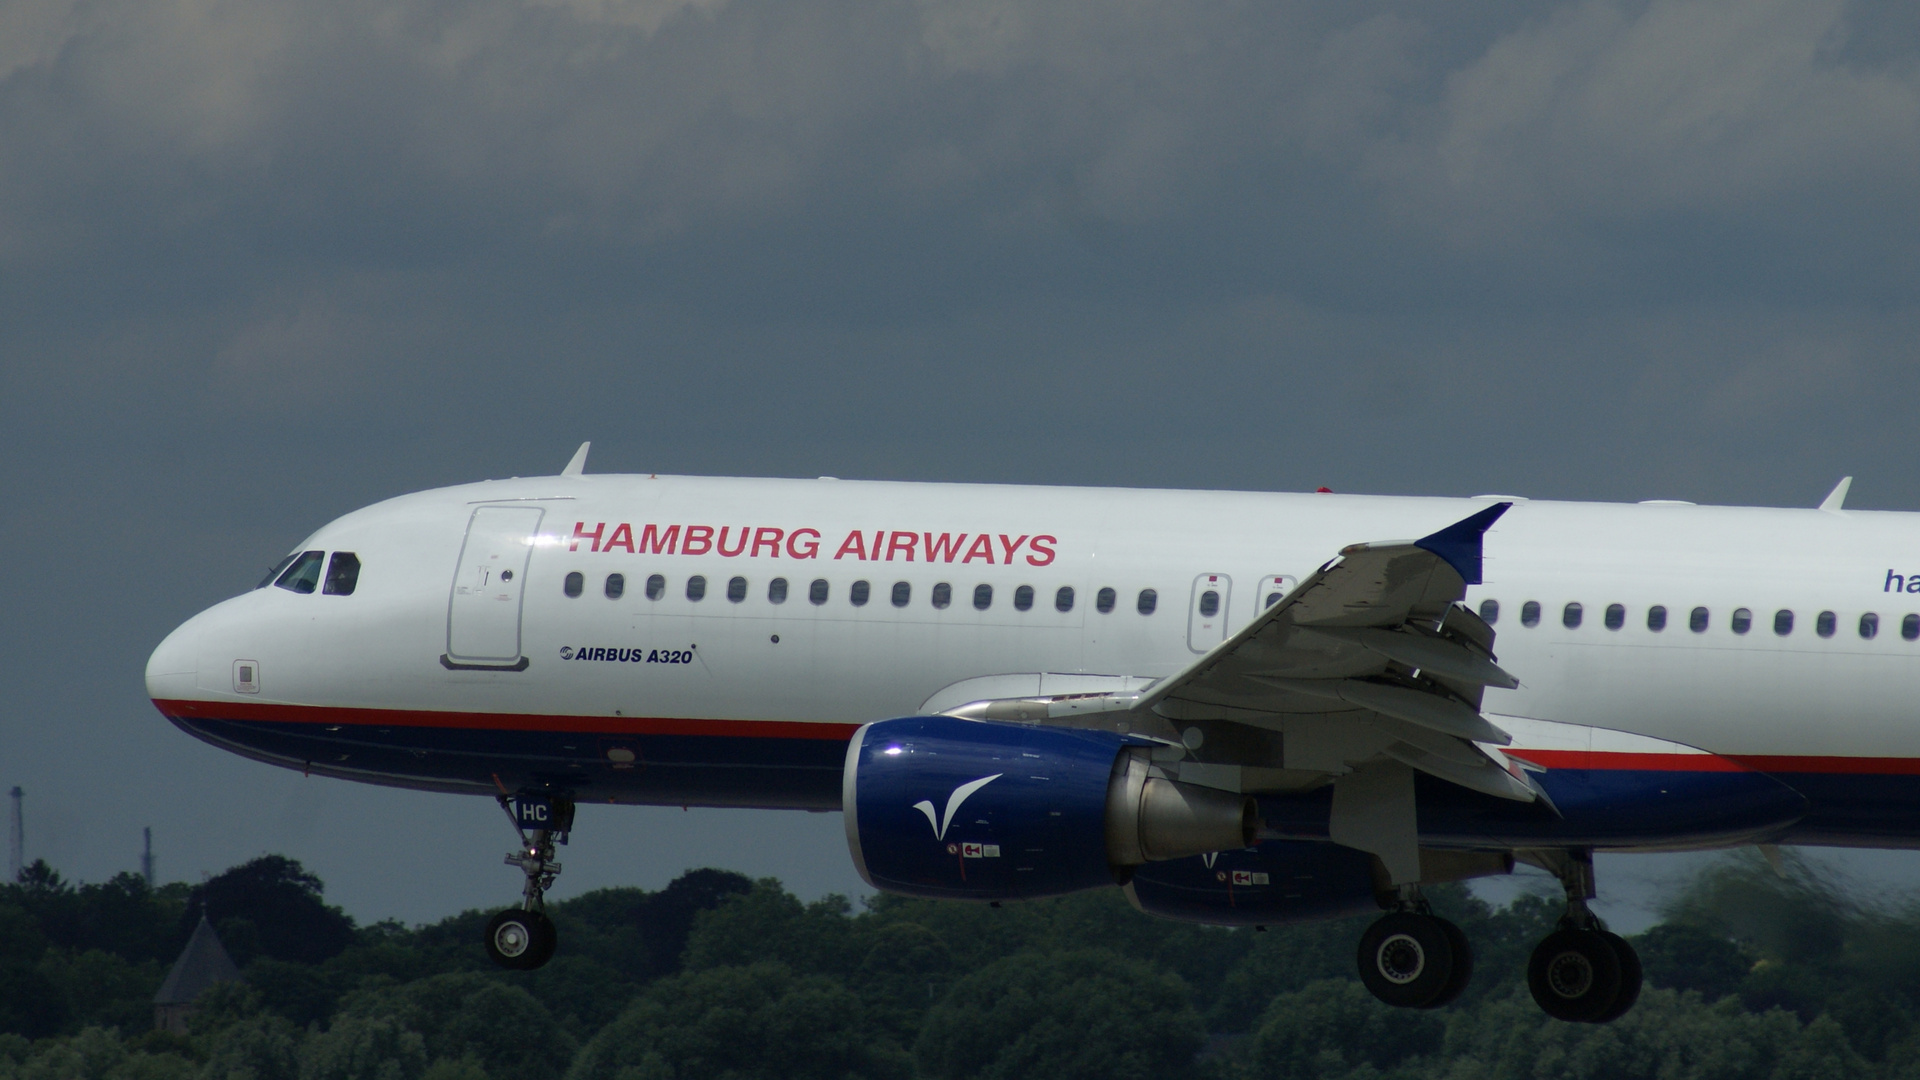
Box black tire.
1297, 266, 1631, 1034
485, 909, 555, 970
1593, 931, 1642, 1023
1357, 912, 1456, 1008
1528, 928, 1623, 1022
1422, 917, 1473, 1009
526, 910, 557, 969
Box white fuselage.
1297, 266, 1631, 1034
146, 474, 1920, 845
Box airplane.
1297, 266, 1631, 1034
143, 444, 1913, 1023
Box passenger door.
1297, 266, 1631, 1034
1186, 573, 1231, 653
447, 506, 544, 666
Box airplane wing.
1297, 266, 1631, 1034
941, 502, 1533, 804
1132, 501, 1537, 804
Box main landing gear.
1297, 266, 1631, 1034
1524, 850, 1642, 1023
484, 794, 574, 971
1356, 891, 1473, 1010
1354, 849, 1642, 1022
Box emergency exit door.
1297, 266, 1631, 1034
1187, 574, 1231, 652
447, 506, 545, 666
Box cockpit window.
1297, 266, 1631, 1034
322, 552, 361, 595
258, 552, 300, 589
274, 551, 325, 594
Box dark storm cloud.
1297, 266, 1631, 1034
2, 0, 1918, 921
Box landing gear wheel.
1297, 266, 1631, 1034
1358, 912, 1456, 1008
1422, 917, 1473, 1009
485, 908, 556, 971
1593, 931, 1642, 1023
1528, 928, 1623, 1022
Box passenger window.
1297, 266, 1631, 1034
1816, 610, 1835, 638
258, 552, 300, 589
323, 553, 360, 595
1773, 609, 1793, 636
1562, 602, 1583, 629
1731, 608, 1752, 634
850, 580, 870, 607
1137, 588, 1158, 615
1690, 606, 1710, 633
1647, 605, 1667, 632
932, 583, 952, 609
1096, 588, 1117, 613
686, 575, 707, 602
727, 576, 748, 603
1521, 601, 1541, 627
1604, 603, 1624, 631
892, 581, 911, 608
1199, 590, 1221, 619
646, 574, 666, 601
768, 578, 789, 604
564, 571, 584, 598
1014, 585, 1034, 611
274, 551, 325, 594
1055, 586, 1075, 612
974, 584, 993, 610
1479, 599, 1499, 625
1861, 612, 1880, 639
605, 573, 625, 600
1905, 614, 1919, 642
809, 579, 829, 605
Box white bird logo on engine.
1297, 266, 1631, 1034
914, 774, 1002, 840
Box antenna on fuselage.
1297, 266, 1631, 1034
561, 442, 591, 477
1819, 476, 1852, 514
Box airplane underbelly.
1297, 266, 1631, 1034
153, 698, 851, 810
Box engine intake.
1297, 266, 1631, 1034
844, 715, 1255, 901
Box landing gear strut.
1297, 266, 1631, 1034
1524, 849, 1642, 1023
1356, 887, 1473, 1010
485, 794, 573, 971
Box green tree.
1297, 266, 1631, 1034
0, 903, 65, 1039
1249, 978, 1445, 1080
1632, 923, 1752, 1001
187, 857, 354, 967
297, 1013, 427, 1080
681, 883, 858, 978
338, 973, 575, 1080
567, 962, 908, 1080
196, 1012, 301, 1080
915, 949, 1204, 1080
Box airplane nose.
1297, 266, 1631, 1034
145, 615, 201, 702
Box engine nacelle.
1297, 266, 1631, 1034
844, 715, 1255, 901
1123, 840, 1383, 927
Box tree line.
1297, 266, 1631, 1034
0, 850, 1915, 1079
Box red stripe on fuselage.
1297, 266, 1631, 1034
1509, 749, 1920, 777
150, 698, 861, 741
1505, 749, 1747, 772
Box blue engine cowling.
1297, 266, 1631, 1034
1123, 840, 1383, 927
844, 715, 1256, 901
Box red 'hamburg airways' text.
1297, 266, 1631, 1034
568, 524, 1057, 566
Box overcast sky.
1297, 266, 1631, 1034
4, 0, 1920, 927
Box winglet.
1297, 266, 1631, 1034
1819, 476, 1851, 514
1413, 502, 1511, 585
561, 442, 591, 477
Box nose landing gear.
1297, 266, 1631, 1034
485, 794, 573, 971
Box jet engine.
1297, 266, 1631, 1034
844, 715, 1256, 901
